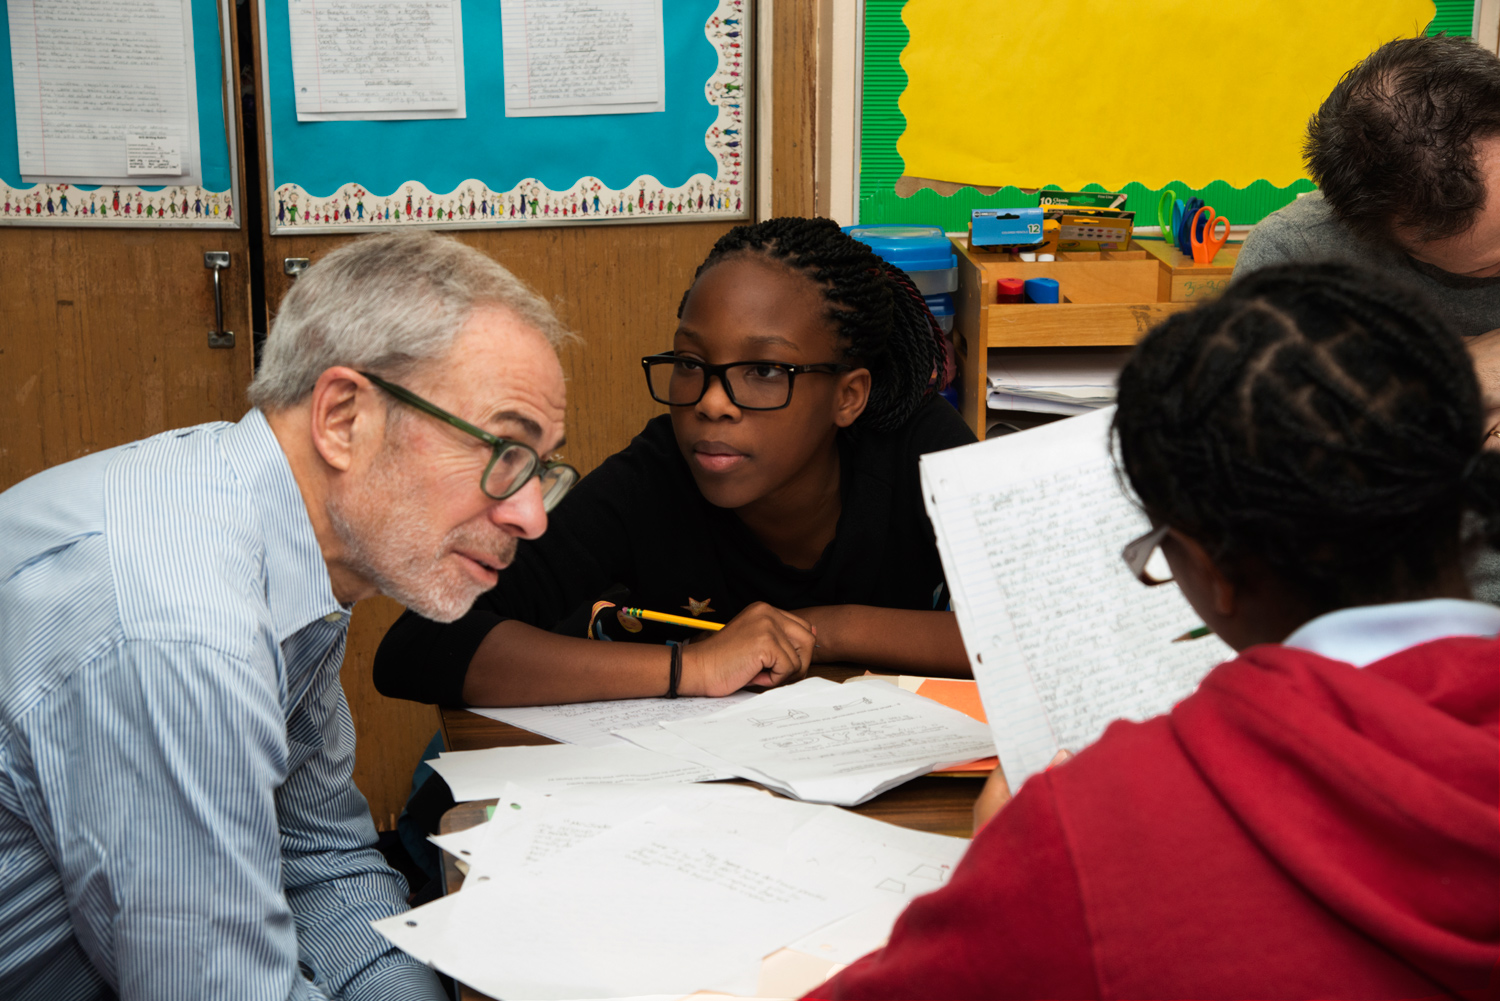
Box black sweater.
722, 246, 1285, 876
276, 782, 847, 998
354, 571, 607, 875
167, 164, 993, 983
373, 396, 977, 704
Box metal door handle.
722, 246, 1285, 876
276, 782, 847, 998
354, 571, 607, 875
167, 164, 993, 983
204, 252, 234, 349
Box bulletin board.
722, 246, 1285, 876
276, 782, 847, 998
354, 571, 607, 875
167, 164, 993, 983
0, 0, 241, 228
860, 0, 1473, 229
257, 0, 750, 235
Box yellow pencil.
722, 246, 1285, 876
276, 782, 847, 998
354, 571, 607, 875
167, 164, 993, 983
620, 606, 726, 631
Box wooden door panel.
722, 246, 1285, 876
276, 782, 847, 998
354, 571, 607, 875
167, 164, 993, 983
0, 228, 253, 490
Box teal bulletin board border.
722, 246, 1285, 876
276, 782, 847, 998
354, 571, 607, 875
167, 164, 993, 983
859, 0, 1474, 228
0, 0, 240, 227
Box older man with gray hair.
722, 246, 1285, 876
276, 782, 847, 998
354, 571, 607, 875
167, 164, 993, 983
0, 232, 574, 1000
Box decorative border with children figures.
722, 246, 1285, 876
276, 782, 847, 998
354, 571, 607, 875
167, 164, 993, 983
265, 0, 749, 234
0, 183, 239, 228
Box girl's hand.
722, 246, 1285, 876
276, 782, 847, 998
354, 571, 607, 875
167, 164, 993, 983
972, 749, 1072, 835
678, 602, 816, 696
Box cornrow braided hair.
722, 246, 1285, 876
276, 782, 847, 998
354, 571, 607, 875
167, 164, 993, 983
681, 216, 948, 433
1114, 262, 1500, 611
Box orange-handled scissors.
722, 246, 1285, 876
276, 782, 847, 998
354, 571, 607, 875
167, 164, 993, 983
1190, 206, 1230, 264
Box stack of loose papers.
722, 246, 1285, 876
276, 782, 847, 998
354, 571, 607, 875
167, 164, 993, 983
986, 349, 1133, 415
617, 677, 997, 806
375, 781, 969, 999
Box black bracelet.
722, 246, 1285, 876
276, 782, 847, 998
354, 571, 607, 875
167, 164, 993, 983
666, 642, 682, 699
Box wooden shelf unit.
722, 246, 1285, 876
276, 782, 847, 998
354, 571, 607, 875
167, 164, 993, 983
950, 237, 1241, 437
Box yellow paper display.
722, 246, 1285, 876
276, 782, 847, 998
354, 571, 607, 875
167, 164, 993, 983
897, 0, 1435, 190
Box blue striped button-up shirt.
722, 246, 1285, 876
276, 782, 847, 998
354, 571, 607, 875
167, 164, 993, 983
0, 410, 444, 1001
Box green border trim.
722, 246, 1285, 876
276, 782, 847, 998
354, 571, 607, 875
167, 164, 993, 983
859, 0, 1473, 227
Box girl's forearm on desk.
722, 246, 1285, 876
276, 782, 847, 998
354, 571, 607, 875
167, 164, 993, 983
802, 606, 971, 677
461, 620, 674, 707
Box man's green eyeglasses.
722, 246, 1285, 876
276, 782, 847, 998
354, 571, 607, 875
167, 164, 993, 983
361, 371, 579, 511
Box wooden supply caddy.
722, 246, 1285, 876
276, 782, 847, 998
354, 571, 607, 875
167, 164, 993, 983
951, 237, 1241, 437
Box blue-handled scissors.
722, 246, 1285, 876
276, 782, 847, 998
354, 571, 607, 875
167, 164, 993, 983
1175, 197, 1205, 256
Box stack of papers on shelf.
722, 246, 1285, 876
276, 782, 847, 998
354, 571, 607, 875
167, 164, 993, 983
986, 349, 1133, 415
616, 677, 997, 806
376, 781, 969, 999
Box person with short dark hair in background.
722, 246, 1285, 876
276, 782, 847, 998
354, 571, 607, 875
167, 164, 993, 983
1237, 35, 1500, 336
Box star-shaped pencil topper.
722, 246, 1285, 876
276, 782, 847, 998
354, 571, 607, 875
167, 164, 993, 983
682, 597, 715, 618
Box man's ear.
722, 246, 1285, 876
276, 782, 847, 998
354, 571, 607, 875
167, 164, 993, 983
308, 367, 377, 472
1169, 530, 1237, 617
832, 367, 872, 429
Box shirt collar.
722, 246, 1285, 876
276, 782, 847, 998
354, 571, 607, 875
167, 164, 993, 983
1283, 598, 1500, 667
221, 409, 347, 641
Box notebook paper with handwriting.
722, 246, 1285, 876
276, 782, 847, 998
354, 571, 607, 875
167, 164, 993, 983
920, 406, 1233, 787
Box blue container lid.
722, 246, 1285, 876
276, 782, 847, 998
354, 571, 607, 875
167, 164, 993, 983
844, 224, 957, 272
923, 293, 954, 316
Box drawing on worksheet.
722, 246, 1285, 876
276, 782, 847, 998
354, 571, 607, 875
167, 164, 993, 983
750, 709, 810, 727
258, 0, 748, 233
1, 0, 240, 228
921, 407, 1235, 788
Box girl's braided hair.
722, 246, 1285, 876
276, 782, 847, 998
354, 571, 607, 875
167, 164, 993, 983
682, 216, 948, 432
1114, 261, 1500, 611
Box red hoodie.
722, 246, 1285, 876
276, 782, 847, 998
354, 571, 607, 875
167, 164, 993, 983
808, 637, 1499, 999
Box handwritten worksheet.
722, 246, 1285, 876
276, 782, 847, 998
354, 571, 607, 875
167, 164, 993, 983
287, 0, 466, 121
500, 0, 664, 117
9, 0, 200, 183
921, 407, 1234, 787
654, 677, 997, 805
381, 781, 969, 999
469, 690, 756, 746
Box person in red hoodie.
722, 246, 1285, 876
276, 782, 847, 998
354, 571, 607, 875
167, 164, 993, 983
808, 262, 1500, 1000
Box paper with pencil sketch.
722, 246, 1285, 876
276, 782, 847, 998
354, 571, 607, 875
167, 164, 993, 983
920, 406, 1233, 788
655, 677, 997, 806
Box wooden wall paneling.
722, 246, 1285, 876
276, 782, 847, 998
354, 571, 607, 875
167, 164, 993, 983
0, 1, 253, 491
250, 0, 820, 828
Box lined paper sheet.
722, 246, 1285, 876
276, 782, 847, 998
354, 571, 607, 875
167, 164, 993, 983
468, 690, 756, 747
500, 0, 665, 117
288, 0, 466, 121
9, 0, 200, 184
920, 407, 1233, 786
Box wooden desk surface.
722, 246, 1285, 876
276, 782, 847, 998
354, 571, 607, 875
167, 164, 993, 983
434, 667, 984, 999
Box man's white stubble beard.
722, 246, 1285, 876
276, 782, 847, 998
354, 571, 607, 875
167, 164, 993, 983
327, 435, 517, 623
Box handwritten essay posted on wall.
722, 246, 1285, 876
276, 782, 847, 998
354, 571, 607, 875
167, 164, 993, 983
287, 0, 466, 121
922, 406, 1235, 787
378, 781, 969, 999
9, 0, 201, 184
500, 0, 665, 116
